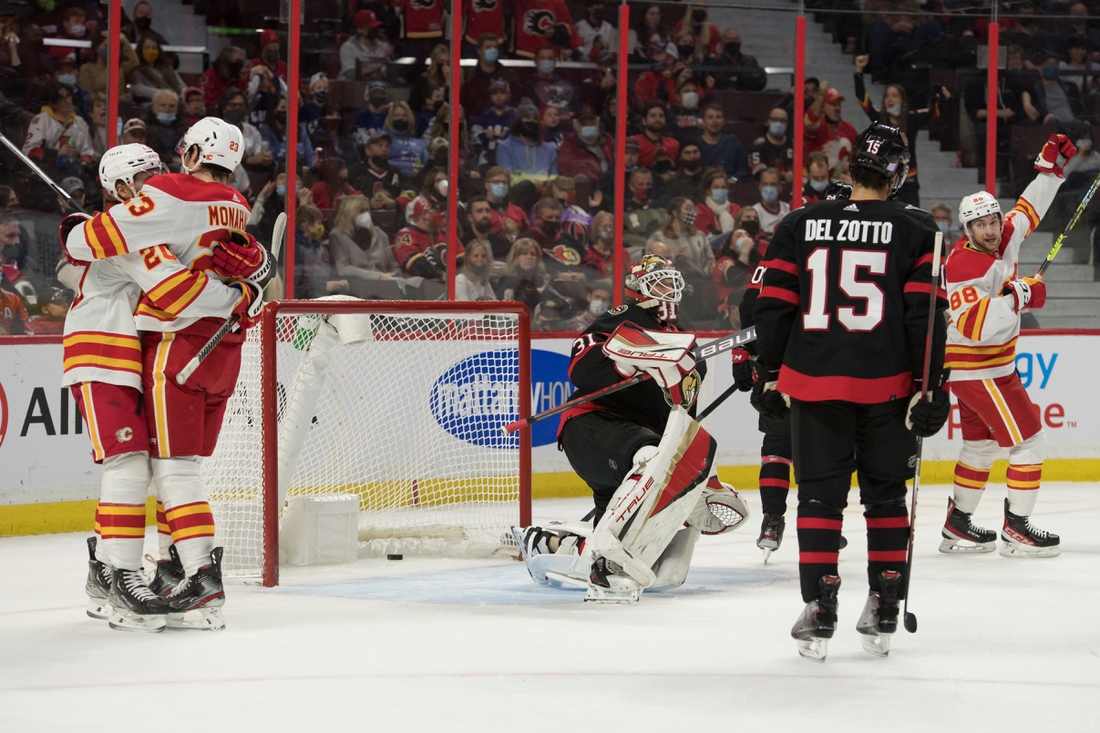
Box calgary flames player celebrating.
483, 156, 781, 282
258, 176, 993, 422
940, 134, 1073, 558
63, 119, 269, 630
513, 255, 749, 602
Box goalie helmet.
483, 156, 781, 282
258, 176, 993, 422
98, 144, 164, 198
624, 254, 685, 304
176, 117, 244, 174
851, 122, 910, 199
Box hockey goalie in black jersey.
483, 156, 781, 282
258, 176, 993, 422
753, 123, 949, 659
512, 255, 750, 603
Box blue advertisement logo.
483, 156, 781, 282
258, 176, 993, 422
530, 349, 574, 447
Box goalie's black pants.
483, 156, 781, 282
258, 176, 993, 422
758, 413, 792, 517
791, 398, 916, 603
559, 411, 661, 526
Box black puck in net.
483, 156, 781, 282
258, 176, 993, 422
387, 554, 403, 561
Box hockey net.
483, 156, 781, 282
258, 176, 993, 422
202, 299, 532, 586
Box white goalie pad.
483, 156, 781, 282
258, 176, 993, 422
588, 406, 716, 588
650, 527, 700, 592
602, 323, 696, 377
688, 478, 750, 535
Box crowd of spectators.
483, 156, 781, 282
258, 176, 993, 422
0, 0, 1093, 335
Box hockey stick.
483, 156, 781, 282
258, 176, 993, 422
501, 325, 757, 434
0, 129, 89, 215
1037, 168, 1100, 276
175, 212, 287, 385
695, 382, 739, 422
903, 231, 944, 635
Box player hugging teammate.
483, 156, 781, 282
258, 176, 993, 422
752, 122, 949, 660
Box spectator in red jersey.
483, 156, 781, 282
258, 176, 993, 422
483, 166, 529, 240
0, 284, 31, 334
581, 212, 629, 278
462, 0, 506, 54
48, 7, 90, 63
672, 3, 721, 63
632, 53, 679, 108
694, 168, 741, 235
632, 101, 680, 172
201, 46, 247, 109
395, 0, 444, 61
557, 112, 615, 183
512, 0, 582, 60
804, 86, 858, 177
310, 157, 362, 210
181, 87, 206, 126
393, 205, 451, 280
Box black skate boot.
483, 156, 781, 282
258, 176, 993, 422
148, 545, 186, 597
1000, 499, 1060, 558
757, 513, 785, 563
791, 575, 841, 661
584, 556, 641, 604
939, 498, 996, 554
84, 537, 113, 620
107, 568, 169, 632
166, 547, 226, 630
856, 570, 903, 657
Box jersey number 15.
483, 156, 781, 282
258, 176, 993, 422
803, 248, 886, 332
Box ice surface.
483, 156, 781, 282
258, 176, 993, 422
2, 484, 1098, 732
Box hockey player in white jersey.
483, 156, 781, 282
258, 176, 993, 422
62, 143, 258, 632
63, 119, 270, 630
941, 133, 1072, 558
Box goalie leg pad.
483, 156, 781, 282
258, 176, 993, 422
96, 452, 152, 571
512, 525, 589, 584
153, 457, 216, 577
649, 527, 700, 591
589, 407, 717, 588
688, 476, 750, 535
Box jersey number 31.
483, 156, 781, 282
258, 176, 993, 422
803, 248, 886, 332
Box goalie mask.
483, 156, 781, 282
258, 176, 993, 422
625, 254, 685, 322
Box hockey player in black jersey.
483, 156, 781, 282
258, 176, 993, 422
512, 255, 749, 602
752, 123, 950, 659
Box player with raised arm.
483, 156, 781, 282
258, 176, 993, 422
939, 134, 1073, 558
61, 143, 261, 632
63, 118, 269, 630
753, 122, 948, 660
512, 255, 749, 602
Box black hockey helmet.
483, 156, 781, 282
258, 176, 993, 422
823, 181, 852, 200
851, 122, 910, 199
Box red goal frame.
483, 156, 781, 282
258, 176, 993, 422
258, 300, 532, 586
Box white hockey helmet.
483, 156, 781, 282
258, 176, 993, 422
98, 143, 164, 197
176, 117, 244, 174
958, 191, 1002, 231
624, 254, 685, 304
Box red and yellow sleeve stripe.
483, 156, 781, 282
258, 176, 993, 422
1012, 197, 1040, 233
145, 269, 210, 317
945, 337, 1018, 371
954, 298, 991, 341
82, 212, 130, 259
62, 331, 142, 375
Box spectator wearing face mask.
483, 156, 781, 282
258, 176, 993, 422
596, 136, 643, 210
462, 34, 519, 117
339, 9, 392, 81
563, 279, 613, 331
649, 196, 714, 283
350, 133, 405, 200
751, 167, 789, 235
576, 0, 618, 61
622, 168, 666, 249
295, 204, 348, 298
405, 169, 450, 243
483, 167, 529, 240
327, 194, 402, 288
128, 34, 184, 102
694, 168, 741, 235
708, 27, 766, 92
582, 212, 630, 278
518, 198, 585, 279
471, 79, 516, 168
801, 151, 832, 204
749, 107, 794, 183
217, 89, 264, 192
558, 112, 615, 183
300, 73, 329, 124
665, 140, 706, 202
49, 7, 89, 63
354, 81, 392, 145
311, 157, 362, 210
143, 89, 187, 164
383, 101, 428, 177
464, 195, 512, 261
542, 176, 592, 247
202, 46, 247, 109
929, 202, 960, 245
497, 98, 559, 183
246, 29, 290, 126
122, 2, 169, 58
672, 3, 721, 63
523, 46, 577, 115
668, 75, 705, 141
632, 101, 680, 174
259, 95, 315, 170
1063, 124, 1100, 187
632, 53, 679, 108
713, 220, 759, 311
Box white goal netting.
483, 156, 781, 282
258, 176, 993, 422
201, 302, 528, 582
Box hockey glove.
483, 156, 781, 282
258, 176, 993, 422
749, 362, 789, 421
906, 368, 951, 437
1003, 276, 1045, 311
228, 280, 264, 330
731, 348, 754, 392
1034, 133, 1077, 177
58, 213, 91, 266
603, 322, 697, 404
213, 229, 272, 284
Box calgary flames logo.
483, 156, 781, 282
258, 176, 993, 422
116, 427, 133, 443
473, 0, 498, 9
523, 9, 556, 35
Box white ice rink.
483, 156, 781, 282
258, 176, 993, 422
2, 483, 1098, 732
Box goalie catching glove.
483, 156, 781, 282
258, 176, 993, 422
906, 368, 951, 437
212, 229, 272, 285
603, 322, 700, 408
228, 280, 264, 330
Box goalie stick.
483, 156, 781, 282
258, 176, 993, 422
501, 325, 757, 434
1037, 168, 1100, 276
175, 211, 286, 385
0, 129, 89, 215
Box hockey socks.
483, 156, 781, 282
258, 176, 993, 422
156, 501, 173, 558
759, 454, 792, 516
164, 501, 217, 576
1005, 463, 1042, 517
952, 461, 990, 514
94, 501, 146, 571
864, 502, 909, 596
796, 502, 843, 603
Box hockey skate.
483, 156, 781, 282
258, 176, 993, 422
147, 545, 186, 597
584, 556, 642, 604
757, 513, 784, 563
791, 575, 841, 661
1000, 499, 1060, 558
939, 498, 996, 554
165, 547, 226, 630
84, 537, 113, 620
107, 568, 169, 632
856, 570, 903, 658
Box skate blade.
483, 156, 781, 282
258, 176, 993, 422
545, 570, 589, 589
795, 637, 828, 662
999, 541, 1061, 559
939, 537, 997, 554
86, 598, 110, 620
108, 610, 166, 633
584, 584, 641, 604
167, 607, 225, 631
859, 631, 892, 657
761, 547, 774, 564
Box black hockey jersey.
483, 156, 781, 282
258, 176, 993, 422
754, 198, 946, 404
559, 302, 706, 436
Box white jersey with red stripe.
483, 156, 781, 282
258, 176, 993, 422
944, 172, 1062, 382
